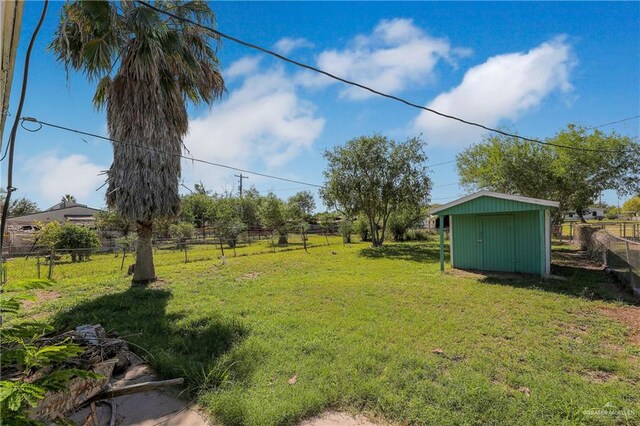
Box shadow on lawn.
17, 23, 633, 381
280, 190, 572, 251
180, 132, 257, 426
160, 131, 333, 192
477, 261, 639, 305
359, 242, 444, 263
52, 287, 254, 393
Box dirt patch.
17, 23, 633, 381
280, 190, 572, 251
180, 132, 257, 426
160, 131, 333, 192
582, 369, 618, 383
237, 272, 260, 281
599, 306, 640, 345
21, 290, 60, 310
300, 411, 389, 426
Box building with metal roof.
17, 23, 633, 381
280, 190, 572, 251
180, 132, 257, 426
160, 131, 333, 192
429, 191, 560, 277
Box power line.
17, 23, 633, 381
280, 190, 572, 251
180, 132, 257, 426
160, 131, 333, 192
21, 117, 463, 192
0, 1, 49, 260
135, 0, 634, 155
586, 115, 640, 130
21, 117, 324, 188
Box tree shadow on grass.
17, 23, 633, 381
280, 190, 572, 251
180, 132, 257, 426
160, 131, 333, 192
474, 261, 639, 305
51, 287, 254, 394
359, 242, 445, 263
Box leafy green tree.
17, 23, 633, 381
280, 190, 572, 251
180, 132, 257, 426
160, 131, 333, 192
388, 204, 424, 241
240, 188, 263, 228
606, 206, 621, 220
169, 222, 195, 248
623, 196, 640, 216
181, 193, 216, 235
51, 0, 225, 285
214, 197, 246, 248
0, 190, 39, 217
288, 191, 316, 224
35, 222, 101, 262
259, 193, 289, 245
316, 212, 336, 244
457, 125, 640, 223
322, 134, 431, 247
95, 209, 133, 236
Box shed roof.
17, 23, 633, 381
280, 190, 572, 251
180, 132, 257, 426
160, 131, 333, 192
429, 191, 559, 215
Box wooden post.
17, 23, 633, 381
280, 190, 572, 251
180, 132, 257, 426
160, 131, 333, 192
439, 215, 445, 272
218, 236, 225, 257
47, 249, 55, 280
183, 241, 188, 263
37, 255, 41, 279
120, 248, 127, 271
302, 226, 308, 253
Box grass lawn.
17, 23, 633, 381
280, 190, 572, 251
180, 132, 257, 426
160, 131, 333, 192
6, 237, 640, 425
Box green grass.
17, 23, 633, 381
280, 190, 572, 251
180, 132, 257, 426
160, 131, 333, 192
5, 237, 640, 425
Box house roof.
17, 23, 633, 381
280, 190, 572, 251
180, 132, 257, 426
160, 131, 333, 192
7, 203, 102, 224
429, 191, 559, 215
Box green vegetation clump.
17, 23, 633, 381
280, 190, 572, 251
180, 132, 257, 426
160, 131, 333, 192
35, 222, 100, 262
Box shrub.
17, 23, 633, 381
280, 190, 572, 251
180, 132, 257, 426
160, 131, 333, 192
34, 222, 101, 262
405, 229, 432, 241
169, 222, 195, 248
354, 216, 369, 241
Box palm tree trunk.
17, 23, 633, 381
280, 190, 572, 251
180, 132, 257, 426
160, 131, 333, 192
133, 221, 156, 286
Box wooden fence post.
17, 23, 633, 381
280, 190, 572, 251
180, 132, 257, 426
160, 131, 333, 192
37, 255, 41, 279
47, 249, 55, 280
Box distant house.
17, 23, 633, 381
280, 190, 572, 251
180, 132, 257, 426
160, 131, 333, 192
564, 207, 605, 221
5, 201, 102, 251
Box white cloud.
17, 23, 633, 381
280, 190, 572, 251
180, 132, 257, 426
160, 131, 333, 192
274, 37, 314, 55
303, 18, 468, 100
24, 153, 106, 206
414, 36, 575, 147
224, 56, 261, 80
182, 63, 325, 191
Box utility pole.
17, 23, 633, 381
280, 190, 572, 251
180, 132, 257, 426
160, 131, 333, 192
235, 174, 249, 197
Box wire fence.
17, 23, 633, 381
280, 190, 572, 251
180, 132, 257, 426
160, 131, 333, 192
1, 232, 345, 286
556, 221, 640, 242
584, 229, 640, 296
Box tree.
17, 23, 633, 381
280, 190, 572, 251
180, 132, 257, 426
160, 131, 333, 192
388, 204, 424, 241
181, 193, 216, 234
623, 196, 640, 216
214, 197, 246, 248
457, 125, 640, 223
288, 191, 316, 224
322, 134, 432, 247
35, 222, 101, 262
51, 1, 225, 285
61, 194, 76, 203
95, 209, 134, 236
259, 193, 289, 245
0, 190, 39, 217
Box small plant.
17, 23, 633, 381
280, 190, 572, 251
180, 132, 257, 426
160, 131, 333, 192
34, 222, 101, 262
169, 222, 195, 249
0, 279, 101, 424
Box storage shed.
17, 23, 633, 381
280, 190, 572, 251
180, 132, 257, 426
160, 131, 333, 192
429, 191, 559, 277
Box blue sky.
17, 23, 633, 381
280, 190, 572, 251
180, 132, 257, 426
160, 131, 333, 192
4, 1, 639, 211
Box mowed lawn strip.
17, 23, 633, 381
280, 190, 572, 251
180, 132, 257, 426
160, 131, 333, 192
7, 238, 640, 425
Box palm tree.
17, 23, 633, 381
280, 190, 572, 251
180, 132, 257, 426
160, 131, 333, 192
61, 194, 76, 203
51, 1, 225, 285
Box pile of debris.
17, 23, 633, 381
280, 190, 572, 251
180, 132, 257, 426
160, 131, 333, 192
5, 324, 183, 424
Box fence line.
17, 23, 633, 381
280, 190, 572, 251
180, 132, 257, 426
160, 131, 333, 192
584, 229, 640, 296
1, 233, 346, 284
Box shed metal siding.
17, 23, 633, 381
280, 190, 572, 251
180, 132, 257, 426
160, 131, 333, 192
436, 196, 550, 216
450, 210, 542, 275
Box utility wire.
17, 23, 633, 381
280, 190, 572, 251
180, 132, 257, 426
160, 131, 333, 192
0, 1, 49, 260
21, 117, 324, 188
586, 115, 640, 130
21, 117, 465, 191
135, 0, 635, 154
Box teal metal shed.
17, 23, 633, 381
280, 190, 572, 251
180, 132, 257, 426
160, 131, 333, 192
429, 191, 559, 277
